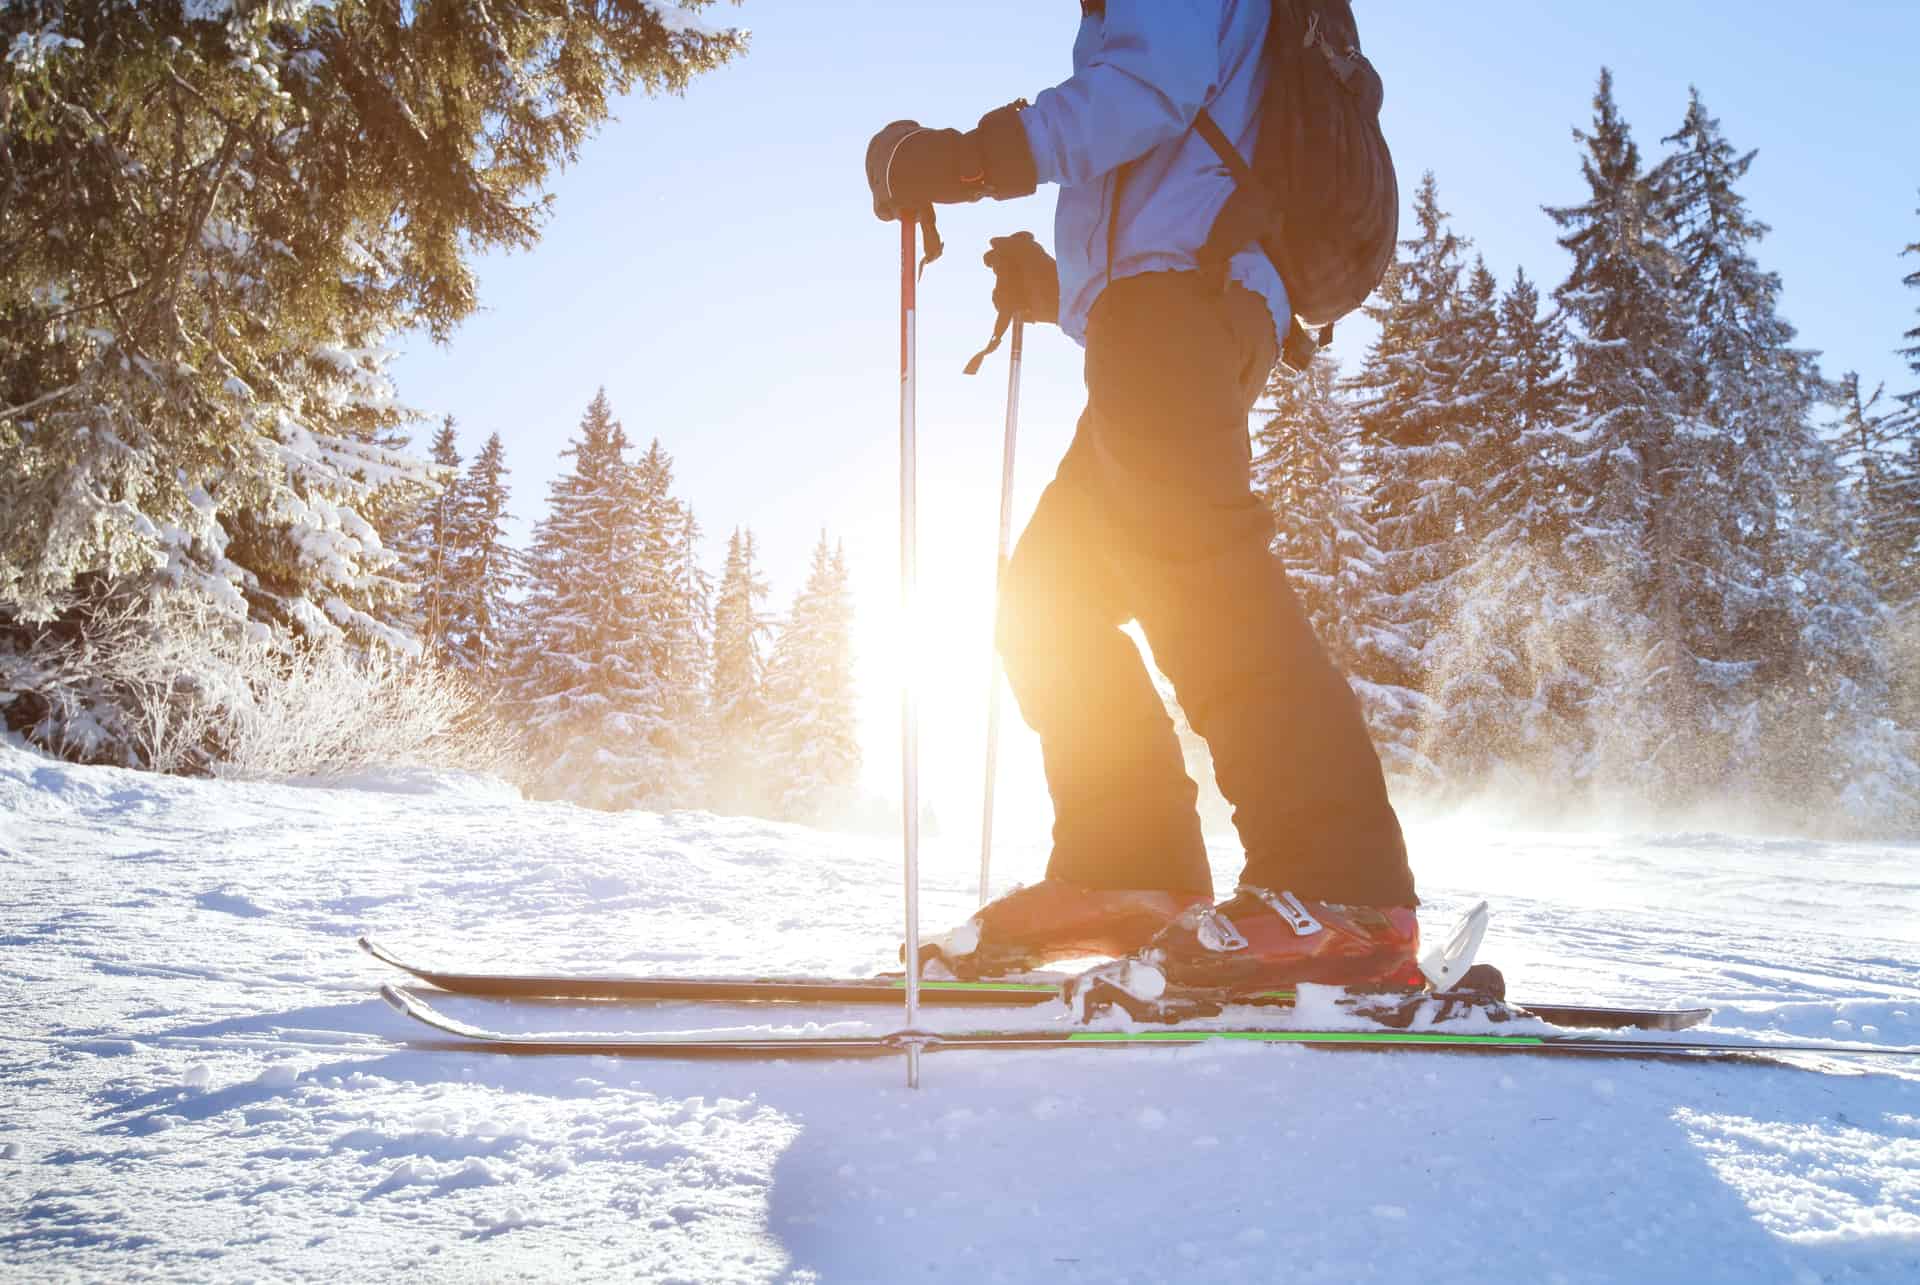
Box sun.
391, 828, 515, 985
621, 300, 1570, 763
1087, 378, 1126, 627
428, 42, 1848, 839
837, 460, 1059, 877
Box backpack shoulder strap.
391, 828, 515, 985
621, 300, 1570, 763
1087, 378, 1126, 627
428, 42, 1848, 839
1193, 109, 1257, 192
1192, 0, 1295, 288
1193, 108, 1283, 293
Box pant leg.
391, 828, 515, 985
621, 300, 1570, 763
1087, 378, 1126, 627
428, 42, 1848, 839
1081, 272, 1416, 907
996, 419, 1214, 894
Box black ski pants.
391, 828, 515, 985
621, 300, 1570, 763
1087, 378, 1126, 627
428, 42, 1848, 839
996, 270, 1416, 906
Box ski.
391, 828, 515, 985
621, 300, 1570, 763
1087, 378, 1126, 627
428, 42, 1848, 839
378, 985, 1915, 1063
359, 937, 1710, 1032
360, 935, 1065, 1004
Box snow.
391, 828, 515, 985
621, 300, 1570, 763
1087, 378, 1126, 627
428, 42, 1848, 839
5, 29, 83, 75
644, 2, 736, 40
2, 736, 1918, 1281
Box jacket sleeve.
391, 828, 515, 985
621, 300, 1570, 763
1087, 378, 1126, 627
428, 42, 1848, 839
1019, 0, 1226, 188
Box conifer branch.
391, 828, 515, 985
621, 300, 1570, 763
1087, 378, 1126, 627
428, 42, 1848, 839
0, 384, 79, 425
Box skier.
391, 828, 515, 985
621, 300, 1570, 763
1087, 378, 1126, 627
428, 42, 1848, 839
864, 1, 1420, 996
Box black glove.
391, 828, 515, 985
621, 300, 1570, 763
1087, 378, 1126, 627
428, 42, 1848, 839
983, 231, 1058, 327
864, 102, 1038, 223
964, 232, 1058, 375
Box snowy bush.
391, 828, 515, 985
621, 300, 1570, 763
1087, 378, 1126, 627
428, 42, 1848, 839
210, 635, 524, 784
0, 590, 524, 784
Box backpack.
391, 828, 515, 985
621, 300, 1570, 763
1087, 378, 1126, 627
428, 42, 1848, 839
1193, 0, 1398, 370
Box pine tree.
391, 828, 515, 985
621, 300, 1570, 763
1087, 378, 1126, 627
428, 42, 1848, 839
669, 506, 714, 710
1478, 268, 1577, 554
444, 432, 518, 685
1833, 202, 1920, 805
708, 528, 772, 809
1653, 88, 1898, 801
1484, 269, 1592, 770
1766, 411, 1920, 830
619, 437, 709, 805
1346, 172, 1477, 701
511, 390, 673, 809
1423, 262, 1595, 787
1254, 359, 1433, 778
1413, 257, 1512, 783
1652, 91, 1801, 670
1442, 256, 1505, 551
1542, 68, 1705, 794
761, 534, 860, 823
1836, 375, 1919, 609
1900, 193, 1920, 426
1873, 200, 1920, 610
408, 417, 465, 660
663, 500, 714, 804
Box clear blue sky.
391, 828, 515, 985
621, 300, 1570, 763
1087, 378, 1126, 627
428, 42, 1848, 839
391, 1, 1919, 834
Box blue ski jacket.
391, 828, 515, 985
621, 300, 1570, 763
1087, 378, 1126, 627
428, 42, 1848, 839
1018, 0, 1288, 351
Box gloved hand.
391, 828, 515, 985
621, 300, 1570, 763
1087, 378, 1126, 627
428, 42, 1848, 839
963, 231, 1058, 375
983, 231, 1058, 326
864, 102, 1038, 223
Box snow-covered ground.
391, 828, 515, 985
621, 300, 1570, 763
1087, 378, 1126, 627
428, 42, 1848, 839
3, 738, 1917, 1283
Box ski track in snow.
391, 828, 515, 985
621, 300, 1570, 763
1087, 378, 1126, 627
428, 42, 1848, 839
2, 740, 1918, 1282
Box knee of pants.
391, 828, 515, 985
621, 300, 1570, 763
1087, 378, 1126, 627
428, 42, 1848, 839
993, 561, 1061, 687
995, 556, 1115, 696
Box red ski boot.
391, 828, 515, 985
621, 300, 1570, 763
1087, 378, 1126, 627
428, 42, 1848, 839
918, 879, 1211, 979
1068, 887, 1424, 1012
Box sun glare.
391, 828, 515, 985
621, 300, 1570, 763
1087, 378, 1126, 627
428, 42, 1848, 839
842, 450, 1059, 877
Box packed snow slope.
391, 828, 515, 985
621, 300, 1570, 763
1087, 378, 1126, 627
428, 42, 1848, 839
2, 738, 1917, 1283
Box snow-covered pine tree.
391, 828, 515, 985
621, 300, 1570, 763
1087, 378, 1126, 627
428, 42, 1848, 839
1420, 258, 1585, 789
1253, 359, 1432, 779
670, 509, 715, 712
1447, 258, 1507, 548
1900, 194, 1920, 425
665, 497, 715, 805
511, 391, 670, 809
622, 438, 708, 806
1345, 173, 1476, 703
443, 432, 519, 686
1835, 376, 1919, 610
1765, 408, 1920, 831
1467, 268, 1580, 568
1872, 202, 1920, 610
760, 535, 860, 823
1543, 68, 1712, 797
1652, 88, 1903, 810
1648, 90, 1799, 772
1496, 270, 1576, 459
1887, 209, 1920, 753
708, 528, 772, 811
405, 417, 465, 661
1826, 206, 1920, 806
1474, 268, 1602, 779
0, 2, 743, 766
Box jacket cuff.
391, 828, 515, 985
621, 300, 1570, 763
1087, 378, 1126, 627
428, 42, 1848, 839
970, 101, 1039, 199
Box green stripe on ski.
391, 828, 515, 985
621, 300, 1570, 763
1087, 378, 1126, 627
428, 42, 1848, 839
890, 979, 1060, 993
1063, 1029, 1544, 1047
893, 980, 1307, 999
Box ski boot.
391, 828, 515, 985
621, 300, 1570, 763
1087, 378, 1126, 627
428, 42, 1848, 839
915, 879, 1211, 980
1066, 889, 1499, 1024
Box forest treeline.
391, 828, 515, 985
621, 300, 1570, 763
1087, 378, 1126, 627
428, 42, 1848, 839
390, 390, 860, 819
1250, 74, 1919, 833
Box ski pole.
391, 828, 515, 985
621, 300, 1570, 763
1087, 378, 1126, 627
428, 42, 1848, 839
898, 216, 922, 1090
978, 318, 1023, 907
